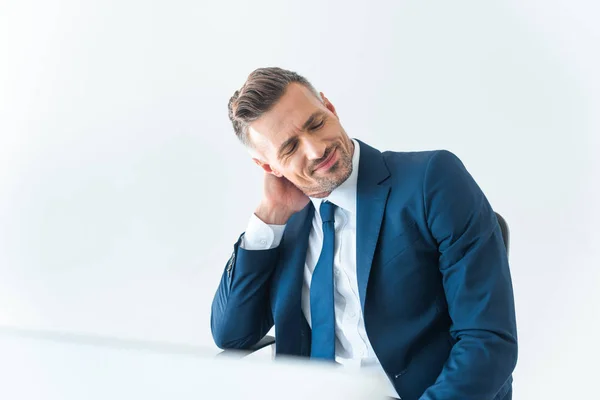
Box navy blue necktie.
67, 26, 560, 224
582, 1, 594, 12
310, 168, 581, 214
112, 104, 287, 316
310, 200, 337, 360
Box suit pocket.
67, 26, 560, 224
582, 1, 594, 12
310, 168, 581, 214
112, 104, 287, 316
378, 232, 420, 266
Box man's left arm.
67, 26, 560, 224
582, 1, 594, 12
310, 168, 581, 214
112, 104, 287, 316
420, 150, 518, 400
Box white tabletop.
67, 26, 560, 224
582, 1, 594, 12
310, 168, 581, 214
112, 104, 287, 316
0, 327, 388, 400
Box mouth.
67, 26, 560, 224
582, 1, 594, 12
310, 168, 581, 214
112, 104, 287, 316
314, 148, 338, 172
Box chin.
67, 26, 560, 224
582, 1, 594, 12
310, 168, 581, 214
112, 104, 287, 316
309, 192, 329, 199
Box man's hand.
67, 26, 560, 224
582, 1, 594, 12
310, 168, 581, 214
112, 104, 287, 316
254, 173, 309, 225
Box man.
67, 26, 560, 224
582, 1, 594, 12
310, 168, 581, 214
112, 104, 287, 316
211, 67, 517, 400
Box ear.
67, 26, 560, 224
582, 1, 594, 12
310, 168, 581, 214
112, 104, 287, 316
252, 158, 283, 177
320, 92, 338, 118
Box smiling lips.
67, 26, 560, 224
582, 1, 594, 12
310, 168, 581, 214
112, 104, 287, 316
314, 148, 338, 172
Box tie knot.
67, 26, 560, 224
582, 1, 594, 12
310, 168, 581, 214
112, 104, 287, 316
319, 201, 336, 223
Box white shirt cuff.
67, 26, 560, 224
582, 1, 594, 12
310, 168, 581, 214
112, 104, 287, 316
240, 213, 286, 250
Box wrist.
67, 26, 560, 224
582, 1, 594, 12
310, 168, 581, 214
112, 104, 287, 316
254, 201, 293, 225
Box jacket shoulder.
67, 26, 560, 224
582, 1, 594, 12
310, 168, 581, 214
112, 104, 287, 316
380, 149, 465, 187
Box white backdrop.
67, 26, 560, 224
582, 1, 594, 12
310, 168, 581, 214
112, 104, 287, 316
1, 0, 598, 398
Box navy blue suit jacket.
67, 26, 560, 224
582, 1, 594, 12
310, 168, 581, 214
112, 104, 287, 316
211, 140, 517, 400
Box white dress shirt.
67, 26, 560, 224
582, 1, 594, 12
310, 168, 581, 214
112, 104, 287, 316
240, 139, 397, 397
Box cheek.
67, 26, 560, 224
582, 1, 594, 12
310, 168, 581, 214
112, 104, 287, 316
287, 159, 310, 181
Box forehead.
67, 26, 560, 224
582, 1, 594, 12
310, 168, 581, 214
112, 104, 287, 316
248, 83, 323, 152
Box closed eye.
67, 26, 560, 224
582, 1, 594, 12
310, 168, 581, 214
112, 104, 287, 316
310, 121, 325, 130
283, 141, 298, 157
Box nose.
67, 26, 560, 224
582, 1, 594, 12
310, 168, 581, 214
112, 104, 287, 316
303, 139, 327, 162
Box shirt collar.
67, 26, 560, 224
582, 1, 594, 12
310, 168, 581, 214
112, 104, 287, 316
310, 138, 360, 215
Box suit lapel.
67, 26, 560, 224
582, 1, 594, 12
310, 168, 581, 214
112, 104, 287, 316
355, 140, 391, 311
273, 202, 314, 356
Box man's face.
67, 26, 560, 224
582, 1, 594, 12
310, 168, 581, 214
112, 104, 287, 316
248, 83, 354, 198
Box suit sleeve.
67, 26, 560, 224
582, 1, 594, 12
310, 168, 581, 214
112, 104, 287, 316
420, 150, 518, 400
210, 226, 280, 350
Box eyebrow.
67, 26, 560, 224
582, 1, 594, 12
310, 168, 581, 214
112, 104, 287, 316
301, 111, 325, 131
277, 111, 326, 160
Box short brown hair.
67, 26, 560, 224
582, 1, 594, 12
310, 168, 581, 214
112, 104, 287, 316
228, 67, 319, 147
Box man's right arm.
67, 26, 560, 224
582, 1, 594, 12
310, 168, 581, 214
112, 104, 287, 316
210, 211, 286, 350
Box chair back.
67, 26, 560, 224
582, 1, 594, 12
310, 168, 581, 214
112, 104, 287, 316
495, 212, 510, 256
